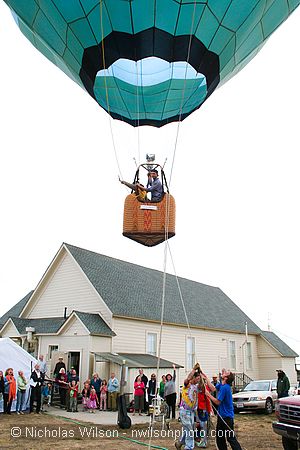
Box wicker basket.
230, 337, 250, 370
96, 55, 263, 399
123, 193, 176, 247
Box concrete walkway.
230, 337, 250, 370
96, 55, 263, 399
45, 405, 151, 426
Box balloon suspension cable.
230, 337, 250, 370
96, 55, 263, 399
99, 0, 123, 180
167, 241, 193, 340
135, 56, 141, 166
156, 238, 168, 374
156, 0, 198, 376
148, 3, 198, 448
168, 0, 198, 190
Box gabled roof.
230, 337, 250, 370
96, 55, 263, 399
74, 311, 115, 336
0, 291, 33, 327
7, 317, 65, 335
261, 331, 299, 358
65, 243, 261, 334
1, 312, 115, 337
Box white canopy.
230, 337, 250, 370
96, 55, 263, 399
0, 337, 37, 412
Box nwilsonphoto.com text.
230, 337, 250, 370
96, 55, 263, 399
10, 426, 238, 441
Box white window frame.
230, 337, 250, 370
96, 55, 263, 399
146, 332, 157, 356
246, 342, 253, 370
186, 336, 195, 371
48, 345, 59, 360
229, 340, 236, 370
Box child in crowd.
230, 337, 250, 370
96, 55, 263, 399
41, 382, 52, 411
69, 380, 78, 412
81, 382, 90, 412
88, 386, 98, 413
100, 379, 108, 411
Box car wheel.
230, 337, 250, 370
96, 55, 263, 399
282, 436, 298, 450
264, 398, 273, 414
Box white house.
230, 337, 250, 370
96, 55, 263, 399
0, 243, 298, 391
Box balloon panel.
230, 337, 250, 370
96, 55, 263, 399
4, 0, 300, 127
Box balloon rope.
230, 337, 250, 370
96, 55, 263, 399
156, 236, 168, 378
161, 0, 198, 341
168, 0, 198, 188
158, 0, 198, 371
167, 241, 193, 340
134, 49, 141, 165
99, 0, 123, 179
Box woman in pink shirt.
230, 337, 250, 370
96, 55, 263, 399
133, 375, 145, 416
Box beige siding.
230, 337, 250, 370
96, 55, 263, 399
257, 336, 278, 357
61, 316, 89, 337
25, 252, 112, 327
258, 356, 281, 380
90, 336, 112, 380
112, 317, 260, 383
281, 358, 298, 384
39, 335, 90, 385
38, 334, 113, 384
89, 335, 111, 353
1, 320, 20, 337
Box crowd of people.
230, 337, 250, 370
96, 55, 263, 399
0, 355, 120, 415
174, 365, 243, 450
0, 356, 294, 450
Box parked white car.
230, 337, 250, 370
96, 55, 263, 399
233, 379, 277, 414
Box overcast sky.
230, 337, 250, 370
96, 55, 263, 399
0, 3, 299, 361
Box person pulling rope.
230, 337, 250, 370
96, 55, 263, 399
205, 369, 243, 450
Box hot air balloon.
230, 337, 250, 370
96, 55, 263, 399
4, 0, 300, 128
3, 0, 300, 246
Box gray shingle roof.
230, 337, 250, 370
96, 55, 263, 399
74, 311, 115, 336
65, 243, 261, 334
0, 291, 33, 327
9, 317, 66, 334
261, 331, 298, 358
2, 312, 115, 337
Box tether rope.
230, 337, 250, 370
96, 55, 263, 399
167, 241, 193, 340
98, 2, 204, 446
150, 2, 199, 449
210, 401, 249, 450
159, 0, 199, 358
134, 49, 141, 166
99, 0, 123, 180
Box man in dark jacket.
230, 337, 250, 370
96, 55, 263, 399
147, 373, 157, 413
30, 364, 45, 413
276, 369, 290, 398
53, 357, 66, 377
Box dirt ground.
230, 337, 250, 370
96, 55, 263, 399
0, 412, 283, 450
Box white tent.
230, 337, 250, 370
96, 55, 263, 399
0, 337, 37, 412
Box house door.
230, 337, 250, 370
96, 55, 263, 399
68, 352, 80, 374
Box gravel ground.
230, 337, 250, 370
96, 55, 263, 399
0, 411, 283, 449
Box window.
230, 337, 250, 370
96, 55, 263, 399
186, 337, 195, 371
48, 345, 59, 360
229, 340, 236, 370
246, 342, 252, 370
147, 333, 157, 356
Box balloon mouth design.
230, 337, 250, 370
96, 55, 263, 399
94, 57, 207, 124
80, 28, 220, 127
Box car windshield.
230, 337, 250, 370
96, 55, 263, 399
244, 381, 270, 391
